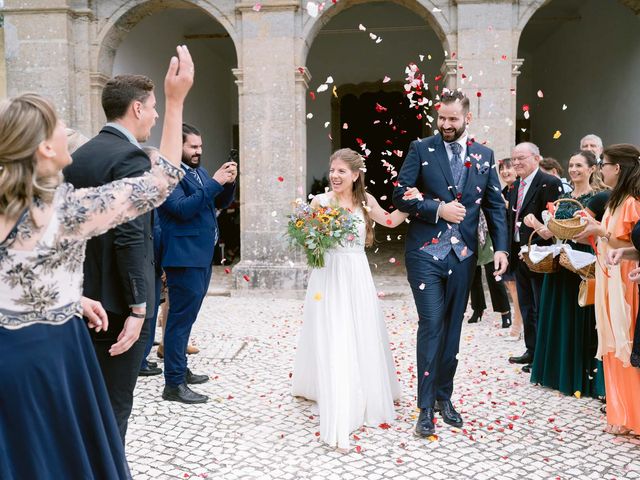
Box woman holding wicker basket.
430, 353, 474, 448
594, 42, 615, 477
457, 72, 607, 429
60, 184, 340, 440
522, 150, 605, 398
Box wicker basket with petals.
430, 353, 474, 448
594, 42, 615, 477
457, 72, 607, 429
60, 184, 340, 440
547, 198, 587, 240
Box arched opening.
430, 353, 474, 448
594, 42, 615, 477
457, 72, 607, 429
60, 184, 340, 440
106, 3, 240, 263
303, 1, 446, 269
516, 0, 640, 164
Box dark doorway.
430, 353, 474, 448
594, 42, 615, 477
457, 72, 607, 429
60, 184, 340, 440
337, 87, 425, 211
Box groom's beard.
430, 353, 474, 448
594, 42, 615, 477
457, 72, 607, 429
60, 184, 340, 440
438, 124, 466, 143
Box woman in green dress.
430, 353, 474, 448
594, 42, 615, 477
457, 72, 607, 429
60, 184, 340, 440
523, 150, 606, 398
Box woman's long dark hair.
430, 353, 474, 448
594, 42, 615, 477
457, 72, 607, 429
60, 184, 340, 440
605, 143, 640, 213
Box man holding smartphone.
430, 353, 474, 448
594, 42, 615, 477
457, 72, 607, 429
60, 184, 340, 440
157, 123, 237, 403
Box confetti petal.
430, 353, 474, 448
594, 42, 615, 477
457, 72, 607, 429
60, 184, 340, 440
306, 1, 319, 17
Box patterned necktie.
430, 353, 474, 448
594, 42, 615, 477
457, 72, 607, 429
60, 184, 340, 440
450, 142, 463, 185
515, 179, 527, 235
189, 168, 203, 186
516, 179, 526, 212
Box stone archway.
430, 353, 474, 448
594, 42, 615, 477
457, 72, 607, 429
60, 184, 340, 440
515, 0, 640, 161
298, 0, 452, 67
93, 0, 241, 265
92, 0, 239, 133
303, 1, 446, 206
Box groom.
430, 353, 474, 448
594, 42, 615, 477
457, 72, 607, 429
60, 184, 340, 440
393, 89, 508, 437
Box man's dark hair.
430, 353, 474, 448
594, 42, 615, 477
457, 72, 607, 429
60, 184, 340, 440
540, 157, 564, 176
101, 74, 154, 121
182, 123, 201, 143
604, 143, 640, 212
439, 89, 470, 114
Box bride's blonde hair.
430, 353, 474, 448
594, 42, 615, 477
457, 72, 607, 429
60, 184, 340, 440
329, 148, 374, 247
0, 93, 61, 220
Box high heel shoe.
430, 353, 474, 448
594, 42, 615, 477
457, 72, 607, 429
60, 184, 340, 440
507, 330, 523, 341
501, 312, 512, 329
467, 310, 483, 324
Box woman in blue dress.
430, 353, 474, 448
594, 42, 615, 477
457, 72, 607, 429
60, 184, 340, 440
0, 46, 193, 479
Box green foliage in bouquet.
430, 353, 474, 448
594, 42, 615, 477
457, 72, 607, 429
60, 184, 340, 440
286, 199, 361, 268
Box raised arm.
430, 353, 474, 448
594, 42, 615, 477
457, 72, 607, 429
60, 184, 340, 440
159, 45, 194, 167
160, 177, 222, 221
58, 155, 184, 240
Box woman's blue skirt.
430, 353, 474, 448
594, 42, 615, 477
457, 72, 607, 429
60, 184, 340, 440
0, 316, 130, 479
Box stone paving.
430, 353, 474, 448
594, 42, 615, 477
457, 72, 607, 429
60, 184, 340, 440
127, 251, 640, 479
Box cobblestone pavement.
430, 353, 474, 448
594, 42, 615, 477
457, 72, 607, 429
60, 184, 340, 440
127, 251, 640, 479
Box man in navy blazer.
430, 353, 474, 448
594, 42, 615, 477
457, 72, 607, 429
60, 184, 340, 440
158, 123, 237, 403
393, 90, 508, 438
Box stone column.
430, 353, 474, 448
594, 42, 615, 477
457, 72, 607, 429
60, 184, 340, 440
451, 0, 516, 160
1, 1, 92, 129
233, 1, 309, 290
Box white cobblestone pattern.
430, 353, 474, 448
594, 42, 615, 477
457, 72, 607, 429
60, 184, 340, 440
127, 269, 640, 479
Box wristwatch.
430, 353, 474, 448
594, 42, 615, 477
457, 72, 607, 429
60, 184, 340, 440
130, 311, 146, 319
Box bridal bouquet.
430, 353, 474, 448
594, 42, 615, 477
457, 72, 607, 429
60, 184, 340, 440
286, 199, 361, 268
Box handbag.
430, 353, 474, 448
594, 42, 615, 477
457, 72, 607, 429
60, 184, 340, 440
578, 278, 596, 307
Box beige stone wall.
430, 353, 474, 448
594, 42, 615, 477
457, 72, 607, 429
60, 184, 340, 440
0, 27, 6, 99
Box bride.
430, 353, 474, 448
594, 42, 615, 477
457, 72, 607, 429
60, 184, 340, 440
291, 148, 419, 450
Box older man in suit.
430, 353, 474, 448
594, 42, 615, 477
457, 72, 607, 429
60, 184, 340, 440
505, 142, 562, 373
158, 123, 237, 404
393, 90, 508, 438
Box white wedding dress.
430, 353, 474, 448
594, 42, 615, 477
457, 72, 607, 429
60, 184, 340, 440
291, 193, 401, 449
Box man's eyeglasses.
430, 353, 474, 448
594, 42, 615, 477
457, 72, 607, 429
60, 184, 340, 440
511, 155, 534, 163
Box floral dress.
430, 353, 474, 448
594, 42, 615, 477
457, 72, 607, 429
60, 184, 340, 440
0, 155, 182, 479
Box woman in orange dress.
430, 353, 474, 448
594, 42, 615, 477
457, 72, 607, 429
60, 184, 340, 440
576, 143, 640, 434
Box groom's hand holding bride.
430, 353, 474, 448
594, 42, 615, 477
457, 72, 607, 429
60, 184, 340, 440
439, 200, 466, 224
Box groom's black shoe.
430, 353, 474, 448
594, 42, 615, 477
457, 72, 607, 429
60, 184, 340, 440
415, 408, 436, 437
434, 400, 463, 428
509, 352, 533, 364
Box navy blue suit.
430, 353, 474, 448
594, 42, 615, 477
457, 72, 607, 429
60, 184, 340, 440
393, 135, 507, 409
158, 165, 235, 386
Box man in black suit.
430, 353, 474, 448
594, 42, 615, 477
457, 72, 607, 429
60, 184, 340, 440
505, 142, 562, 372
64, 74, 162, 443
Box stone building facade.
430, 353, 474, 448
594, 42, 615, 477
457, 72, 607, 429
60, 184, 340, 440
2, 0, 638, 289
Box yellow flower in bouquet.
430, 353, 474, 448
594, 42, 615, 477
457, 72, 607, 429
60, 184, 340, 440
286, 199, 361, 268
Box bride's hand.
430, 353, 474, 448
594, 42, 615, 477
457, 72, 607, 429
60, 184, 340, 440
402, 187, 423, 201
